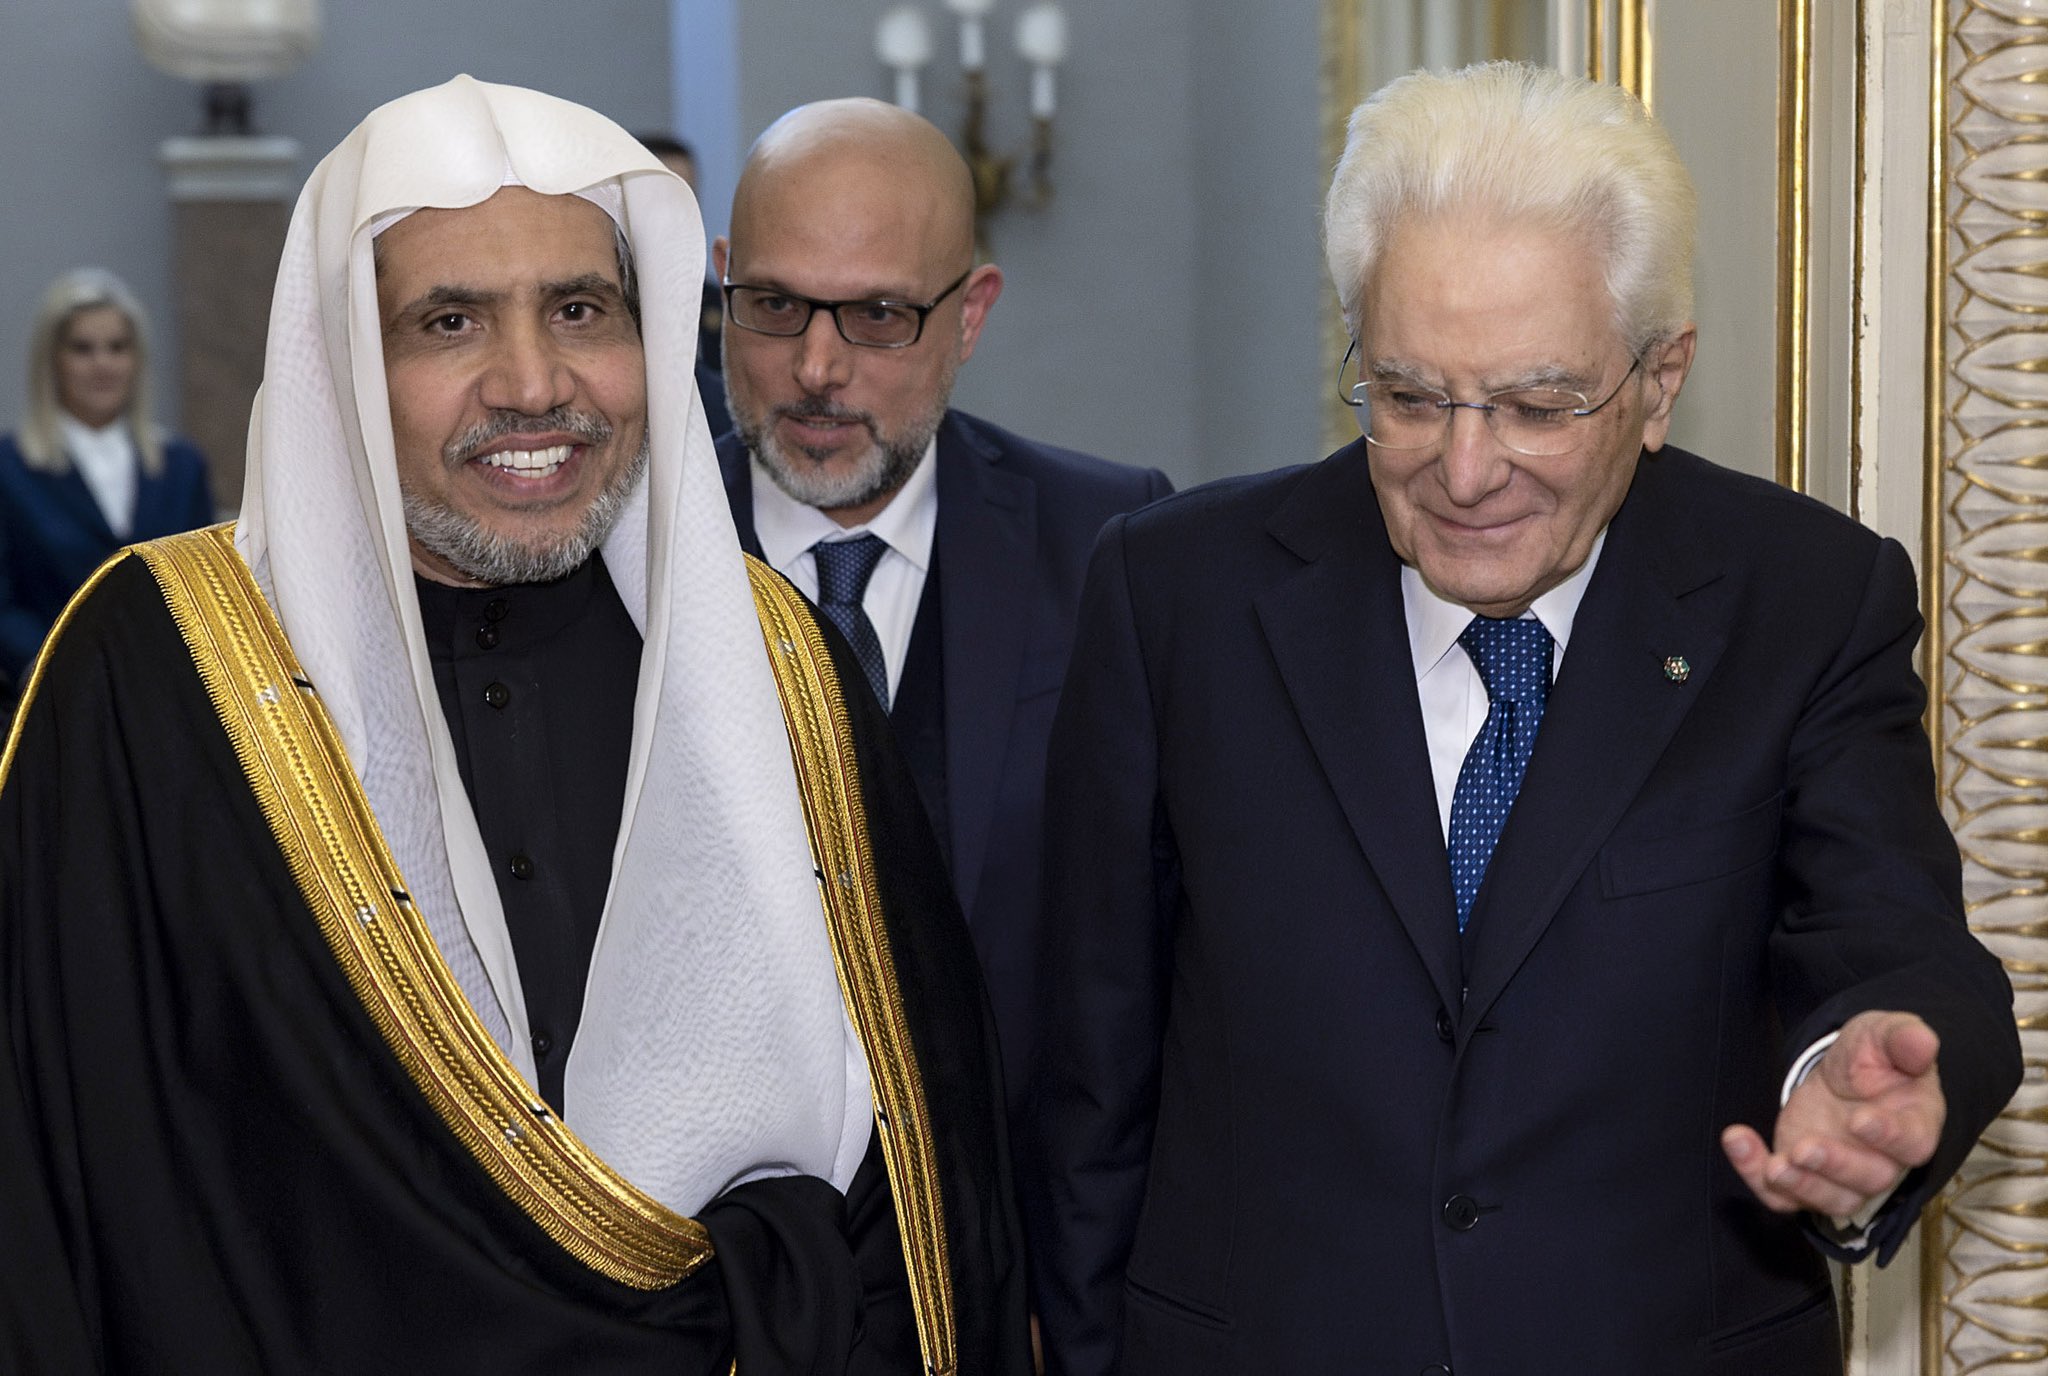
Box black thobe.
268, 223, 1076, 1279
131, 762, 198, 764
413, 559, 638, 1112
0, 541, 1030, 1374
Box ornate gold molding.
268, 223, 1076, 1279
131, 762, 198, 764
1777, 0, 1814, 494
1618, 0, 1653, 108
1924, 1, 2048, 1369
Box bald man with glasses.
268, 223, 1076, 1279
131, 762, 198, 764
709, 99, 1172, 1211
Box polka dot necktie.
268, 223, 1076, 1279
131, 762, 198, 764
1447, 615, 1553, 932
811, 535, 891, 710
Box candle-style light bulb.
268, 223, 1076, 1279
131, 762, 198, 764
1016, 3, 1066, 118
943, 0, 993, 73
876, 5, 933, 112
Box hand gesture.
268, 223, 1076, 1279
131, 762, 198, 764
1720, 1010, 1945, 1220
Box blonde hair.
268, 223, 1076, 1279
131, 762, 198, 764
19, 268, 164, 476
1323, 61, 1696, 355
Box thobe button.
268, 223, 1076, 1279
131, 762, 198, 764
485, 598, 510, 623
1442, 1194, 1480, 1231
1435, 1008, 1455, 1043
483, 681, 510, 709
531, 1030, 554, 1056
508, 853, 535, 880
476, 624, 501, 650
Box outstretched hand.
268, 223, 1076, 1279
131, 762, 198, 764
1721, 1010, 1946, 1220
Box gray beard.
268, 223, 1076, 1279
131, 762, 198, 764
747, 417, 933, 511
726, 356, 954, 512
403, 433, 649, 586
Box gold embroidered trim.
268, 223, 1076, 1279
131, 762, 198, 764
134, 526, 712, 1291
745, 555, 958, 1376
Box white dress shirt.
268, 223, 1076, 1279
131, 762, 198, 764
58, 415, 139, 540
748, 438, 939, 703
1402, 530, 1605, 837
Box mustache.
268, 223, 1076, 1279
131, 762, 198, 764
775, 397, 877, 433
444, 408, 613, 464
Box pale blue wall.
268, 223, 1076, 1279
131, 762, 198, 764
0, 2, 1329, 488
0, 1, 673, 439
673, 0, 741, 244
714, 0, 1328, 487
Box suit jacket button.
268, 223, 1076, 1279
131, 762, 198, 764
1421, 1366, 1453, 1376
1435, 1008, 1455, 1043
1442, 1194, 1480, 1231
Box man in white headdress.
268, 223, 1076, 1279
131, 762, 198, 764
0, 77, 1028, 1375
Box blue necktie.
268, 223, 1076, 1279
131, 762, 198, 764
811, 535, 891, 710
1446, 616, 1553, 932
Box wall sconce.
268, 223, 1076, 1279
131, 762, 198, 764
131, 0, 321, 133
876, 0, 1066, 237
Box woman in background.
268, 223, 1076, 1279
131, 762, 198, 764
0, 269, 214, 688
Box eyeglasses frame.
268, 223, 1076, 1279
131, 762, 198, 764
721, 269, 974, 350
1336, 338, 1646, 455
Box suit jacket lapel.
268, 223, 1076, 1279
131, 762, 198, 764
713, 435, 766, 559
1459, 453, 1729, 1023
53, 463, 117, 547
1253, 444, 1463, 1015
935, 413, 1036, 909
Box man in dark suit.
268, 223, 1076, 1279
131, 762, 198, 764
710, 98, 1171, 1138
1031, 62, 2019, 1376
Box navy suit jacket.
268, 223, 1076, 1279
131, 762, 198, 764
1032, 442, 2019, 1376
717, 409, 1170, 1123
0, 432, 214, 682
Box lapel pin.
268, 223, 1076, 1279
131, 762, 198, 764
1662, 654, 1691, 684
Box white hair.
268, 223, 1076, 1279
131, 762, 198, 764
19, 268, 165, 476
1324, 61, 1696, 355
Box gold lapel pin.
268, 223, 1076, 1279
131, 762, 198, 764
1662, 654, 1690, 684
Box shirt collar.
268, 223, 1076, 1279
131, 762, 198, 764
1402, 527, 1608, 679
57, 413, 130, 459
748, 434, 939, 569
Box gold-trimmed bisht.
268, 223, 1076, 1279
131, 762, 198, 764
128, 525, 713, 1290
4, 526, 963, 1375
5, 527, 960, 1368
745, 554, 957, 1376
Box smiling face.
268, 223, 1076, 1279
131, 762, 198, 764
55, 305, 139, 429
375, 185, 648, 587
713, 102, 1001, 527
1359, 214, 1693, 617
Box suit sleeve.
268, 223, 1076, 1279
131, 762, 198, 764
1771, 536, 2019, 1263
1031, 515, 1180, 1376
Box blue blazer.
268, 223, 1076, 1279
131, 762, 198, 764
0, 432, 214, 681
717, 409, 1171, 1123
1031, 442, 2020, 1375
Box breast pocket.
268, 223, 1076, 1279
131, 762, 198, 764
1598, 793, 1783, 899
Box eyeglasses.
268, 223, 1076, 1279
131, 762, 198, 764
1338, 339, 1643, 457
722, 270, 972, 349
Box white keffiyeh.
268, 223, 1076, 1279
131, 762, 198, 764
233, 75, 871, 1216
